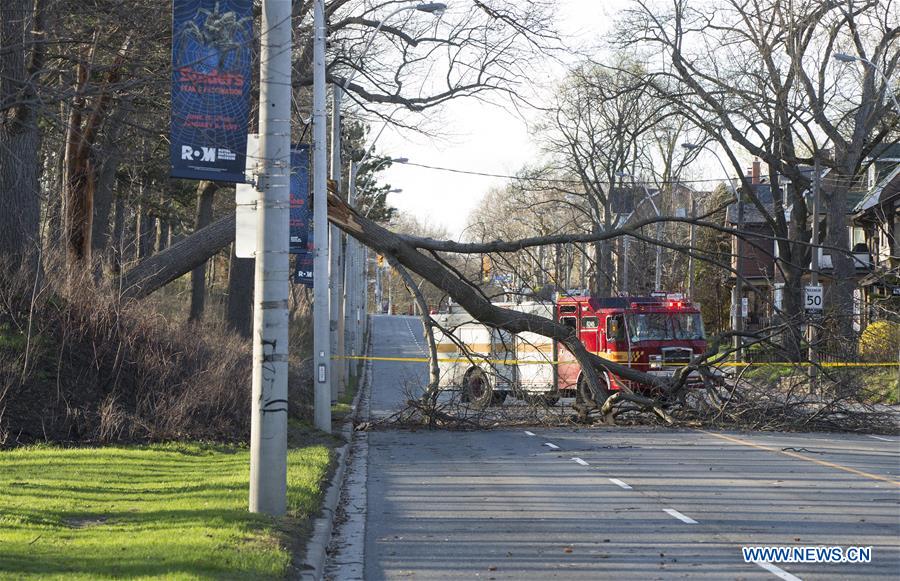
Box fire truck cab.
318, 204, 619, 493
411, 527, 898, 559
556, 294, 707, 396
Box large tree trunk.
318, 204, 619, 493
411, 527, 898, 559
0, 0, 42, 270
62, 34, 129, 267
824, 174, 855, 351
91, 103, 128, 262
780, 264, 805, 361
120, 213, 235, 299
189, 181, 218, 321
226, 247, 254, 337
91, 141, 120, 258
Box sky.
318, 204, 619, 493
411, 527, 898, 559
374, 0, 626, 239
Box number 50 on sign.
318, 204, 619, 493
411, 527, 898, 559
804, 285, 823, 312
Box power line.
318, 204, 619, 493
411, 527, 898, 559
394, 160, 753, 187
393, 160, 879, 191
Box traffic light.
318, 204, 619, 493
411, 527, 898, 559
377, 254, 384, 267
481, 254, 491, 282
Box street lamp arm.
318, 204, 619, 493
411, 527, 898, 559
833, 52, 900, 115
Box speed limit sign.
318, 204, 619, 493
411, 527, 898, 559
804, 285, 823, 312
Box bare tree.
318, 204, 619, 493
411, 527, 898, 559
619, 0, 900, 353
114, 0, 564, 298
0, 0, 44, 269
539, 58, 673, 294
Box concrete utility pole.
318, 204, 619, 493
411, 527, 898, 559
249, 0, 291, 515
347, 161, 360, 374
330, 87, 345, 401
312, 0, 331, 433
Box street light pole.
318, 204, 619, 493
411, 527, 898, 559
249, 0, 291, 515
328, 1, 445, 396
347, 161, 360, 369
312, 0, 331, 433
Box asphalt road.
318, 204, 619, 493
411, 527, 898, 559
327, 315, 900, 581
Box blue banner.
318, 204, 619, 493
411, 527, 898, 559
292, 251, 314, 287
290, 146, 311, 253
170, 0, 253, 182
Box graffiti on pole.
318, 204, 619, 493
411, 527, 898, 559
170, 0, 253, 182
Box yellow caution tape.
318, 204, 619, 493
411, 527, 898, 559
333, 355, 899, 368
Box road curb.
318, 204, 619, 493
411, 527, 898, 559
297, 320, 371, 581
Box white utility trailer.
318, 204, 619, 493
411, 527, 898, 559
431, 302, 559, 407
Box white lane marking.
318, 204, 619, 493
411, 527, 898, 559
609, 478, 632, 490
663, 508, 698, 524
868, 435, 896, 442
753, 561, 802, 581
524, 431, 536, 436
544, 442, 559, 449
572, 457, 589, 466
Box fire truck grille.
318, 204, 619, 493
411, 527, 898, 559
662, 348, 693, 365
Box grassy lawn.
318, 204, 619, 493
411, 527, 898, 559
0, 430, 334, 580
741, 362, 899, 405
860, 368, 900, 405
331, 373, 359, 421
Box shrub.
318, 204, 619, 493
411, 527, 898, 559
0, 262, 312, 446
859, 320, 900, 362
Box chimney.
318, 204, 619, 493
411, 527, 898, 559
751, 159, 761, 184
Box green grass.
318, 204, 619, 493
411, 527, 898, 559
861, 369, 900, 405
331, 373, 359, 420
0, 435, 333, 580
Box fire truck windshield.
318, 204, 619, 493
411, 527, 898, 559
627, 312, 705, 342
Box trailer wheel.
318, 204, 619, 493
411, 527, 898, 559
461, 368, 493, 409
491, 392, 508, 405
576, 372, 610, 406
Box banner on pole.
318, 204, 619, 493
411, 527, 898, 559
293, 250, 314, 287
290, 146, 311, 253
170, 0, 253, 182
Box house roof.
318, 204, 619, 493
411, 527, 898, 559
854, 163, 900, 214
726, 183, 774, 224
866, 142, 900, 162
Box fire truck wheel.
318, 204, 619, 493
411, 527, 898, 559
462, 368, 493, 409
576, 372, 610, 406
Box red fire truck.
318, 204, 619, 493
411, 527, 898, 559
555, 295, 707, 400
433, 294, 707, 406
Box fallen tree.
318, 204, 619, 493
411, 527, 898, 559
326, 191, 703, 420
